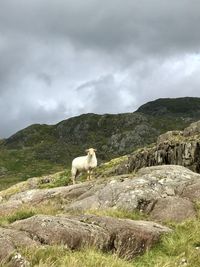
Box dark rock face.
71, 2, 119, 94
11, 215, 171, 260
116, 121, 200, 174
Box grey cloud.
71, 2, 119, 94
0, 1, 200, 137
1, 0, 200, 57
76, 74, 135, 114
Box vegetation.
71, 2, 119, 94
1, 97, 200, 190
10, 217, 200, 267
86, 208, 147, 221
0, 173, 199, 266
1, 97, 200, 265
0, 200, 64, 227
137, 97, 200, 117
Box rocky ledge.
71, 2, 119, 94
115, 120, 200, 174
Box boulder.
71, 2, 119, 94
0, 183, 92, 216
1, 165, 199, 223
149, 196, 196, 222
11, 214, 171, 260
66, 165, 200, 223
0, 227, 38, 263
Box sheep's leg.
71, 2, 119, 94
71, 167, 77, 185
90, 170, 93, 180
87, 169, 93, 181
71, 176, 75, 185
87, 170, 90, 181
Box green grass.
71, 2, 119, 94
133, 219, 200, 267
15, 218, 200, 267
6, 210, 36, 223
0, 203, 200, 266
19, 246, 134, 267
0, 200, 64, 226
0, 209, 36, 226
38, 170, 71, 189
86, 208, 147, 221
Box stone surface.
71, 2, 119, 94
181, 182, 200, 201
11, 214, 171, 260
183, 121, 200, 137
0, 227, 38, 263
0, 183, 92, 216
115, 121, 200, 174
0, 165, 199, 223
66, 165, 200, 223
149, 196, 196, 222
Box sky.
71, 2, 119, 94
1, 0, 200, 137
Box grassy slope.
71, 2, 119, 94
0, 150, 200, 266
0, 200, 199, 267
1, 97, 200, 190
0, 116, 194, 190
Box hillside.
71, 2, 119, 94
0, 120, 200, 266
137, 97, 200, 117
1, 97, 200, 189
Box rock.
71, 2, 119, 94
183, 121, 200, 137
181, 181, 200, 201
66, 165, 200, 222
11, 214, 171, 260
157, 131, 183, 144
0, 227, 38, 263
10, 252, 30, 267
73, 215, 171, 259
0, 183, 92, 215
149, 197, 196, 222
11, 215, 110, 251
0, 165, 199, 223
116, 120, 200, 174
0, 201, 22, 216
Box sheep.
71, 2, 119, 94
71, 148, 97, 184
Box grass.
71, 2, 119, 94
0, 200, 64, 226
133, 219, 200, 267
14, 218, 200, 267
0, 202, 200, 266
86, 208, 147, 221
19, 247, 134, 267
38, 170, 71, 189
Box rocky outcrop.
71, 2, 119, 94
0, 182, 93, 216
115, 121, 200, 174
11, 214, 170, 260
149, 196, 196, 222
0, 214, 170, 264
66, 165, 199, 222
0, 165, 199, 223
0, 164, 199, 264
0, 227, 38, 264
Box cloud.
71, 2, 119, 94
0, 0, 200, 137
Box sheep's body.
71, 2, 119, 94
71, 148, 97, 184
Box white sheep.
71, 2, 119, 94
71, 148, 97, 184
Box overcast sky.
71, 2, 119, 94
1, 0, 200, 137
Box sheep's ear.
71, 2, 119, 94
94, 149, 97, 152
85, 149, 89, 153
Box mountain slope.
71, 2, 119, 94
1, 97, 200, 188
137, 97, 200, 116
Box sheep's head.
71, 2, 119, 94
85, 148, 97, 156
